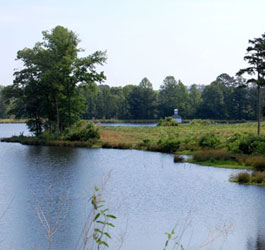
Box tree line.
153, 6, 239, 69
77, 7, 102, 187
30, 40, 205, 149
0, 69, 261, 123
80, 73, 259, 121
0, 25, 264, 136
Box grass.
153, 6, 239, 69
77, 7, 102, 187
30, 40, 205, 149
231, 171, 265, 185
188, 159, 250, 169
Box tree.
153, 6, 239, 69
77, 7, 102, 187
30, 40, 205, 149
0, 86, 6, 118
128, 78, 157, 119
198, 81, 227, 119
3, 26, 106, 135
158, 76, 189, 118
187, 84, 201, 118
237, 33, 265, 135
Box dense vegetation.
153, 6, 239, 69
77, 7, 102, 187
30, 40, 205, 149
1, 26, 106, 135
2, 71, 261, 123
81, 73, 260, 121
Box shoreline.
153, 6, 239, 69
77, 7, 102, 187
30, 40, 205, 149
2, 122, 265, 186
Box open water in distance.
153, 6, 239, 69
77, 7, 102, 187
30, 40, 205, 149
0, 124, 265, 250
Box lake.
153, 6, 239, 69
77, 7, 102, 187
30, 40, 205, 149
0, 124, 265, 250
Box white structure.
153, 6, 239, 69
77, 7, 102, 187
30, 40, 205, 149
172, 109, 182, 123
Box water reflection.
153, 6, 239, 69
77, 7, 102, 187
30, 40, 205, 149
1, 125, 265, 249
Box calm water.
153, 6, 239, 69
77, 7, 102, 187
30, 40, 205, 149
0, 124, 265, 250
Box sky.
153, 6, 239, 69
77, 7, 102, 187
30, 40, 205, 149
0, 0, 265, 89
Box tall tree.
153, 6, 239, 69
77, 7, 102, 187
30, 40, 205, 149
158, 76, 189, 118
3, 26, 106, 134
237, 33, 265, 135
187, 84, 202, 118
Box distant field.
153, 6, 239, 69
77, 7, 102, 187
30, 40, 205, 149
99, 122, 263, 148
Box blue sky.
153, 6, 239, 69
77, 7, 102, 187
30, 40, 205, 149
0, 0, 264, 89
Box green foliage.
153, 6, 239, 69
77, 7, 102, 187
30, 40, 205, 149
80, 72, 258, 122
237, 33, 265, 135
66, 122, 100, 142
157, 117, 178, 127
163, 228, 185, 250
226, 133, 245, 153
3, 25, 106, 135
158, 137, 180, 153
198, 133, 220, 148
92, 186, 116, 249
227, 133, 265, 155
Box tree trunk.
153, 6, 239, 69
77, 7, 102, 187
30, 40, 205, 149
257, 84, 261, 136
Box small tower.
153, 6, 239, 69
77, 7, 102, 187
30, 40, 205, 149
172, 109, 182, 123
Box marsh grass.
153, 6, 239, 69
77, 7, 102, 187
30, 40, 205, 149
193, 150, 235, 162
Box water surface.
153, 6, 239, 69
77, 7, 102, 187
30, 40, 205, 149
0, 124, 264, 250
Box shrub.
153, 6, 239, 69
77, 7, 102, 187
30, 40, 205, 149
237, 172, 251, 183
252, 171, 265, 184
174, 155, 184, 163
226, 133, 245, 153
158, 138, 180, 153
157, 117, 178, 127
198, 133, 220, 148
228, 133, 265, 155
66, 122, 100, 142
138, 138, 151, 148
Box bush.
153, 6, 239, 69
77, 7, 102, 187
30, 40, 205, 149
227, 133, 265, 155
157, 117, 178, 127
66, 122, 100, 142
252, 171, 265, 184
237, 172, 251, 183
174, 154, 184, 163
226, 133, 245, 153
158, 138, 180, 153
198, 133, 220, 148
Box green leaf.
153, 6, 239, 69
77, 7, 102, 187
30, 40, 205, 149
106, 222, 115, 227
104, 232, 111, 239
94, 213, 100, 221
106, 214, 116, 219
100, 241, 109, 247
94, 228, 103, 234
